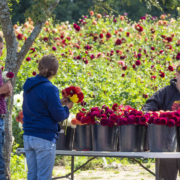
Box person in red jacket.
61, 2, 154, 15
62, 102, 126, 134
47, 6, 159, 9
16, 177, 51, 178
143, 64, 180, 180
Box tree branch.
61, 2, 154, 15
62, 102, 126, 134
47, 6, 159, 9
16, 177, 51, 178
16, 0, 60, 69
0, 0, 18, 67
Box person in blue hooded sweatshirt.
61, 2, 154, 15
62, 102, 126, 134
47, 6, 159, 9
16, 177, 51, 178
23, 54, 73, 180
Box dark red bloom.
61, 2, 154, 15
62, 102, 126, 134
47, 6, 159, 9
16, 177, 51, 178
151, 28, 155, 33
121, 117, 128, 125
30, 48, 35, 53
160, 118, 167, 125
52, 46, 57, 51
67, 37, 71, 41
165, 45, 172, 49
168, 65, 174, 71
165, 37, 173, 43
90, 54, 95, 59
17, 34, 23, 40
151, 76, 156, 80
135, 60, 141, 66
122, 74, 125, 77
161, 35, 166, 39
7, 72, 14, 79
43, 37, 48, 41
128, 115, 135, 124
134, 116, 140, 124
32, 71, 37, 76
143, 94, 148, 99
135, 24, 143, 32
126, 32, 130, 37
148, 116, 154, 124
160, 72, 165, 78
65, 85, 78, 96
132, 64, 136, 69
136, 111, 143, 116
76, 112, 85, 121
167, 119, 175, 127
101, 118, 108, 126
140, 116, 147, 124
91, 107, 99, 113
77, 92, 84, 103
60, 35, 64, 39
81, 101, 86, 106
154, 118, 161, 125
122, 66, 127, 70
159, 50, 164, 54
26, 57, 31, 61
99, 33, 104, 38
151, 47, 155, 50
108, 119, 114, 127
176, 56, 180, 60
109, 113, 117, 123
81, 115, 92, 124
91, 111, 100, 121
115, 39, 122, 45
106, 32, 111, 38
112, 103, 118, 111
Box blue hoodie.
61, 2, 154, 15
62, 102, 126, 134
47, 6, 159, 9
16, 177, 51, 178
23, 74, 69, 143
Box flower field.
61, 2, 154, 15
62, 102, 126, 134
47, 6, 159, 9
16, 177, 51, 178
2, 12, 180, 126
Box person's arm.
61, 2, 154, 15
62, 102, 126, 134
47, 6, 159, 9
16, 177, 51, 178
46, 88, 71, 122
142, 87, 166, 112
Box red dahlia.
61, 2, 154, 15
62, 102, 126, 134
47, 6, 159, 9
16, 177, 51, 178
135, 24, 143, 32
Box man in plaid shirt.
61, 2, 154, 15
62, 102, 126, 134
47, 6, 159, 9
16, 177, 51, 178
0, 36, 13, 180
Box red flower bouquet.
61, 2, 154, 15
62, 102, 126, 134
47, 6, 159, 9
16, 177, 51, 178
62, 85, 84, 103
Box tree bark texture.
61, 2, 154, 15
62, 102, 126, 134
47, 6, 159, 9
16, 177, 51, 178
0, 0, 60, 179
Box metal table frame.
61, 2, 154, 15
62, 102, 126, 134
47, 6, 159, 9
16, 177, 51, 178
17, 148, 180, 180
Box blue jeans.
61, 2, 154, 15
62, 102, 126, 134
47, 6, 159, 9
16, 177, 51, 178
0, 117, 6, 180
23, 135, 56, 180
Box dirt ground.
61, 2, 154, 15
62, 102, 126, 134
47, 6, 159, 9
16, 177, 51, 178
52, 163, 180, 180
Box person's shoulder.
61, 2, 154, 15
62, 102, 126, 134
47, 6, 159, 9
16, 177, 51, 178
44, 82, 59, 93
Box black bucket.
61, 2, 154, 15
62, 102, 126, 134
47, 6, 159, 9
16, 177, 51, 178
91, 124, 118, 151
56, 127, 75, 150
73, 125, 92, 151
144, 126, 149, 151
119, 125, 146, 152
148, 124, 177, 152
176, 127, 180, 151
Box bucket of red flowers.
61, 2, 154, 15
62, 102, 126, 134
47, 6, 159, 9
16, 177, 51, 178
116, 105, 147, 152
56, 86, 84, 150
85, 105, 118, 151
148, 111, 177, 152
73, 109, 92, 151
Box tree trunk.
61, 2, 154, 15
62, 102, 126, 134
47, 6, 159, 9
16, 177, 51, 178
0, 0, 60, 179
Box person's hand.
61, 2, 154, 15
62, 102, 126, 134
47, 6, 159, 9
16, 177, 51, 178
4, 91, 11, 98
0, 81, 13, 95
66, 102, 73, 110
60, 97, 69, 106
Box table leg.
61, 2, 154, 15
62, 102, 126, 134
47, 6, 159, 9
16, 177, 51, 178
155, 158, 160, 180
71, 156, 74, 180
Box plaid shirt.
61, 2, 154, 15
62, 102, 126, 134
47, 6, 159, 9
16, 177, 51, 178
0, 70, 6, 114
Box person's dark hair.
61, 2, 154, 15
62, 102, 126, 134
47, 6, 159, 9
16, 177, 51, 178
38, 54, 59, 78
176, 63, 180, 73
0, 36, 3, 43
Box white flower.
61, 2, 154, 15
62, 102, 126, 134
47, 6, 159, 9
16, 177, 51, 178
2, 71, 8, 80
20, 91, 24, 97
71, 124, 76, 129
19, 123, 22, 130
14, 94, 23, 107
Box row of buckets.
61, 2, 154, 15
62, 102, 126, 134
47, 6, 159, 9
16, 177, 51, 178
56, 124, 180, 152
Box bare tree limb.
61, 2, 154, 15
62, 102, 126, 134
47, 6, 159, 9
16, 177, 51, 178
16, 0, 60, 70
0, 0, 18, 70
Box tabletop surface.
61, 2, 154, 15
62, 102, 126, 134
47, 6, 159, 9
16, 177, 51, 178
16, 148, 180, 158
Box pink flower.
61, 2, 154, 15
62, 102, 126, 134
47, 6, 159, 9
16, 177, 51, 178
167, 119, 175, 127
118, 60, 125, 66
7, 72, 14, 79
154, 118, 161, 125
129, 110, 137, 116
26, 57, 31, 61
151, 47, 155, 50
151, 76, 156, 80
136, 111, 143, 116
